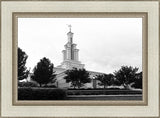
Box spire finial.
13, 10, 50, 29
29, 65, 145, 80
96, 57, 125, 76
67, 24, 72, 32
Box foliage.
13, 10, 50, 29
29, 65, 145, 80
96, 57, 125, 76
18, 81, 38, 87
95, 74, 114, 89
114, 66, 139, 88
112, 79, 121, 86
18, 47, 29, 80
18, 88, 66, 100
68, 88, 121, 90
43, 84, 57, 88
64, 68, 91, 89
67, 89, 142, 95
132, 72, 142, 89
31, 57, 56, 87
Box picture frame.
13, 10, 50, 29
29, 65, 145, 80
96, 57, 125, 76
13, 12, 147, 106
0, 0, 159, 118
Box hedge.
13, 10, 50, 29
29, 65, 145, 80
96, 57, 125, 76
68, 88, 121, 90
18, 87, 67, 100
67, 89, 142, 95
18, 82, 38, 87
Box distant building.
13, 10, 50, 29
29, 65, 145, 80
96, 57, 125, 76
54, 25, 104, 88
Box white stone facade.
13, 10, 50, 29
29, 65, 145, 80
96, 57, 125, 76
55, 27, 104, 88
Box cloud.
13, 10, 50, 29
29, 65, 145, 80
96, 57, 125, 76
18, 18, 142, 73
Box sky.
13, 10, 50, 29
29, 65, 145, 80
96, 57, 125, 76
18, 18, 142, 74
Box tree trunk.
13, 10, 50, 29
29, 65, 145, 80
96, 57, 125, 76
40, 84, 42, 87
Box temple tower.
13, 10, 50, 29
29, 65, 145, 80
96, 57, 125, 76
58, 25, 84, 69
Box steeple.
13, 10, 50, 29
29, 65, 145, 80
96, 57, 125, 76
68, 24, 72, 32
57, 25, 85, 69
67, 25, 73, 43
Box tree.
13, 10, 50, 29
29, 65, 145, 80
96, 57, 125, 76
132, 72, 142, 89
64, 68, 91, 89
114, 66, 139, 88
18, 47, 29, 80
95, 73, 114, 89
31, 57, 56, 87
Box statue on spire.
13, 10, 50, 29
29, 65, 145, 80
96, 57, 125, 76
67, 24, 72, 32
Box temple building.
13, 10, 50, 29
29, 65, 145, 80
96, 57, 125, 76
54, 25, 104, 88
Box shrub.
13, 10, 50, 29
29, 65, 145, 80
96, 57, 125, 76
75, 92, 81, 95
18, 82, 38, 87
67, 91, 75, 95
18, 87, 33, 100
66, 89, 142, 95
18, 87, 67, 100
43, 84, 57, 88
67, 88, 121, 90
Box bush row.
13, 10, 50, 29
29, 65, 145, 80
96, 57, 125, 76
18, 82, 57, 88
18, 82, 38, 87
18, 87, 67, 100
67, 88, 121, 90
67, 89, 142, 95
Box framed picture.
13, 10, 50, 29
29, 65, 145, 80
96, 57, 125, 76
1, 0, 159, 118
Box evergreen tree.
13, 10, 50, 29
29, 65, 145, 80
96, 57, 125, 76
31, 57, 56, 87
18, 47, 29, 80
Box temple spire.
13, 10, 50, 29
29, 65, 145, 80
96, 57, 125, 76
58, 25, 85, 69
68, 24, 72, 32
67, 24, 73, 43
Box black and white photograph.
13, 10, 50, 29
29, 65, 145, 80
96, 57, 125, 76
18, 18, 143, 100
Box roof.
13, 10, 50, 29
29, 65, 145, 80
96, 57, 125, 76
87, 70, 106, 76
54, 67, 105, 76
53, 67, 67, 75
